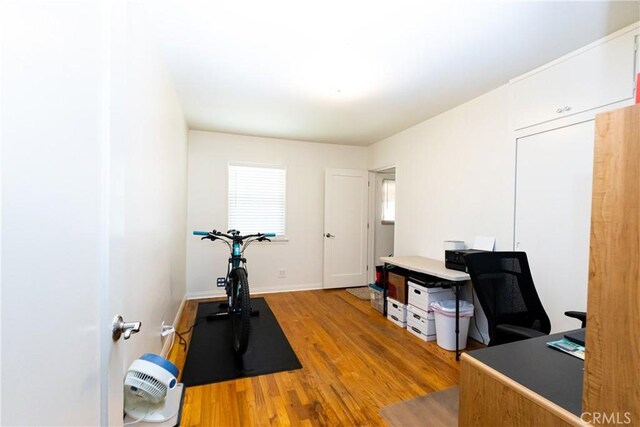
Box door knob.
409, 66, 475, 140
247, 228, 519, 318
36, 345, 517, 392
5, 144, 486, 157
112, 315, 142, 341
325, 233, 335, 238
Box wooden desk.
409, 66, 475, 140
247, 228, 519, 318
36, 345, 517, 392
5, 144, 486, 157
459, 332, 585, 426
381, 256, 470, 359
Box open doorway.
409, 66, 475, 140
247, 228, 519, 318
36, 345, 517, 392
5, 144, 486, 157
367, 167, 395, 284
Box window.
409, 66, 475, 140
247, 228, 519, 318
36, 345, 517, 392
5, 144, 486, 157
228, 164, 286, 236
381, 179, 395, 224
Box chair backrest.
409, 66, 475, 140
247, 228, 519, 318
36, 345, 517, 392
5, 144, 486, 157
464, 251, 551, 344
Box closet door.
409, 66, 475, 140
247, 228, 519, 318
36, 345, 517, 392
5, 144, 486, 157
514, 121, 594, 332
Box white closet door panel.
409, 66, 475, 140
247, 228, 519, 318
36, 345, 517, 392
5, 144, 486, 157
512, 64, 565, 130
563, 30, 636, 118
515, 121, 595, 333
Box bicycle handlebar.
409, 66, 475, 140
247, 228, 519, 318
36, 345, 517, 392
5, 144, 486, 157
192, 230, 276, 240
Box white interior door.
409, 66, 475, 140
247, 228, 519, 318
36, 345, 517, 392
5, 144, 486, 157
105, 0, 129, 422
514, 120, 595, 333
324, 169, 368, 289
1, 1, 127, 424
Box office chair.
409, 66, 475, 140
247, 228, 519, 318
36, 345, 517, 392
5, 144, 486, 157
464, 251, 586, 346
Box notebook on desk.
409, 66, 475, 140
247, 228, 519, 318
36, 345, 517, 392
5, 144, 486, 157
564, 328, 586, 347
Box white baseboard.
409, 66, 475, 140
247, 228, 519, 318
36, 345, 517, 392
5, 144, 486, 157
160, 296, 186, 358
186, 282, 324, 300
253, 282, 324, 296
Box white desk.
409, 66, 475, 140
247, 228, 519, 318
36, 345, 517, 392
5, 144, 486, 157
380, 256, 470, 360
380, 256, 469, 281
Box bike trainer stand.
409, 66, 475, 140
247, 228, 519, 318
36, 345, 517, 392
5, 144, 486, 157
206, 302, 260, 321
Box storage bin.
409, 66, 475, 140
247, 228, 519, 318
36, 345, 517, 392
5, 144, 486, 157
407, 281, 454, 315
369, 284, 384, 314
406, 304, 436, 341
386, 297, 407, 322
431, 300, 474, 351
386, 313, 407, 329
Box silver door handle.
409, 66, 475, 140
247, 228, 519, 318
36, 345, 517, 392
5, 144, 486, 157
112, 315, 142, 341
325, 233, 334, 238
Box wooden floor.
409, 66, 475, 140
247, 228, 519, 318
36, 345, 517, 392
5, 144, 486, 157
168, 289, 483, 426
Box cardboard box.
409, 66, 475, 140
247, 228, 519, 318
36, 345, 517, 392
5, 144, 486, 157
386, 297, 407, 322
387, 272, 407, 304
407, 281, 454, 314
387, 313, 407, 328
407, 305, 436, 341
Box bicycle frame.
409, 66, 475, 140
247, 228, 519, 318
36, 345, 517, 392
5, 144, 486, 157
193, 229, 274, 354
226, 240, 246, 303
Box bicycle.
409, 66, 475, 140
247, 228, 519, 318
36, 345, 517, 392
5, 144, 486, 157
193, 229, 274, 355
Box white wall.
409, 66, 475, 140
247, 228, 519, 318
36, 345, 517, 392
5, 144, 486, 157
114, 3, 188, 369
368, 86, 514, 342
1, 2, 188, 425
187, 131, 367, 297
369, 86, 514, 256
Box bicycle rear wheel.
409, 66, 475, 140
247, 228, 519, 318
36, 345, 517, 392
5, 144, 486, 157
231, 268, 251, 355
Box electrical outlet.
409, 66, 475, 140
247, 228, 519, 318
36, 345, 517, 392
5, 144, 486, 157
216, 277, 226, 287
278, 269, 286, 278
161, 321, 174, 337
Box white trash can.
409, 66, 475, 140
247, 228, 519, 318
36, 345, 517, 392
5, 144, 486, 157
431, 300, 474, 351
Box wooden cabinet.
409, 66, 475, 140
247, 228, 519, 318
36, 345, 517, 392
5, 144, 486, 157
458, 342, 587, 427
511, 28, 637, 130
583, 104, 640, 421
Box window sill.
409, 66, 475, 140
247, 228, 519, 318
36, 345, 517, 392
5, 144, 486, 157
261, 237, 289, 243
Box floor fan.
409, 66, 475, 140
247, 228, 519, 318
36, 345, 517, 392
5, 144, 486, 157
124, 353, 182, 423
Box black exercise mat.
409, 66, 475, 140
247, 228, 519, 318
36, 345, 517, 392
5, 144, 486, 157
181, 298, 302, 387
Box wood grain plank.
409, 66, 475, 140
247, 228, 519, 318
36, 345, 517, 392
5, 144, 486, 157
459, 355, 586, 427
584, 104, 640, 422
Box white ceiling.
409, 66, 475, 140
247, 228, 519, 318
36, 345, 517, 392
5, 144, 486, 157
144, 1, 639, 146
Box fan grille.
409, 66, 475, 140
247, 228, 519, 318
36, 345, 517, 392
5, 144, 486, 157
125, 369, 167, 404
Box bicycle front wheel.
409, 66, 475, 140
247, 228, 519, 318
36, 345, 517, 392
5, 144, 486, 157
231, 267, 251, 355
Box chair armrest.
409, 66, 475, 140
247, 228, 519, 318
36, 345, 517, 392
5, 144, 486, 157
492, 324, 548, 346
564, 311, 587, 327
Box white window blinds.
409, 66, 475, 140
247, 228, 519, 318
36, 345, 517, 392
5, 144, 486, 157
228, 164, 286, 236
